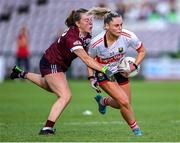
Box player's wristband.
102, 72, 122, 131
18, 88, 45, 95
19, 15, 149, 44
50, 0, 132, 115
88, 76, 95, 80
101, 66, 108, 73
133, 63, 138, 69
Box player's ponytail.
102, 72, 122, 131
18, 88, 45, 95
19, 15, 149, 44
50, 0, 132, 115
65, 10, 76, 27
88, 7, 111, 18
65, 8, 88, 27
88, 7, 121, 25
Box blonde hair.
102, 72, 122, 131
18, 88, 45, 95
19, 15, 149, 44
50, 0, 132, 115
88, 7, 121, 24
88, 7, 111, 18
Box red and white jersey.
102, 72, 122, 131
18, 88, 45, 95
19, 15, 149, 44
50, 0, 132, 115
88, 29, 142, 66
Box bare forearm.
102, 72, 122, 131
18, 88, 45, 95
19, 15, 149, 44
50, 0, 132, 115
87, 67, 94, 77
135, 46, 146, 65
74, 49, 103, 72
84, 56, 103, 71
136, 52, 145, 65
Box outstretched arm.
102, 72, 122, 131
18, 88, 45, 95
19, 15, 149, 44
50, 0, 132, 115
74, 48, 115, 81
74, 48, 103, 71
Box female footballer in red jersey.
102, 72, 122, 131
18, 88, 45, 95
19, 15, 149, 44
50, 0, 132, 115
87, 7, 146, 136
10, 8, 115, 135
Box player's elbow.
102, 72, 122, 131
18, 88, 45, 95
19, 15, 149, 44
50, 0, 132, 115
141, 47, 146, 57
137, 45, 146, 57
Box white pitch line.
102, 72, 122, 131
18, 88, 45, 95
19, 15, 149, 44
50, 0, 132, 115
63, 121, 125, 126
0, 121, 124, 127
171, 120, 180, 123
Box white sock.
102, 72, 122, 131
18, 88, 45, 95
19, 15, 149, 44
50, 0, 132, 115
42, 127, 53, 130
100, 97, 105, 106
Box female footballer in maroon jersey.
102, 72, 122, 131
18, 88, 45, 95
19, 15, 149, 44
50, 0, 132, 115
10, 8, 114, 135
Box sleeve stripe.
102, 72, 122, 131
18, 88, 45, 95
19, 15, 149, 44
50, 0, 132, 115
136, 42, 143, 51
70, 46, 83, 52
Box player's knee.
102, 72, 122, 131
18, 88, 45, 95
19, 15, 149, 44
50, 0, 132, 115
65, 94, 72, 103
58, 93, 72, 104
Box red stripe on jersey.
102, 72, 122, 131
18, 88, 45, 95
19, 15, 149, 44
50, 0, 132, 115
91, 38, 103, 48
121, 33, 131, 38
121, 31, 131, 37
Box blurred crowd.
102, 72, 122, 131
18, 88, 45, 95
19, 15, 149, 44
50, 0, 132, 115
97, 0, 178, 23
0, 0, 179, 23
0, 0, 179, 80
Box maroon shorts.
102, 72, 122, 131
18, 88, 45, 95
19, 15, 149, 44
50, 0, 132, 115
39, 55, 64, 77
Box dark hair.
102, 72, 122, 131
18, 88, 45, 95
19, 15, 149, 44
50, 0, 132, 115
65, 8, 88, 27
104, 11, 120, 24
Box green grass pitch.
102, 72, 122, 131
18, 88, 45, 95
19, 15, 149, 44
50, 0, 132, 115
0, 79, 180, 142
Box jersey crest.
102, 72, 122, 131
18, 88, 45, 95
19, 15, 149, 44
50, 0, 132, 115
118, 47, 124, 53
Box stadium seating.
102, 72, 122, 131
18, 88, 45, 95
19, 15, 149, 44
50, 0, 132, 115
0, 0, 180, 77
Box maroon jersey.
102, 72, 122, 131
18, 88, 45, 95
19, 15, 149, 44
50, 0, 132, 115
44, 26, 91, 72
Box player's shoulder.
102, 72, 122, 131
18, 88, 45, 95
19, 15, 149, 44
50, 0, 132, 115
90, 31, 105, 48
63, 27, 79, 38
121, 29, 136, 39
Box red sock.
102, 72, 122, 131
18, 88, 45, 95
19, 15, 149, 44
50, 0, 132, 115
45, 120, 55, 128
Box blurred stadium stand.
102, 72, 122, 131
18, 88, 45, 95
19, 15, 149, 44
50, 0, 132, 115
0, 0, 180, 80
